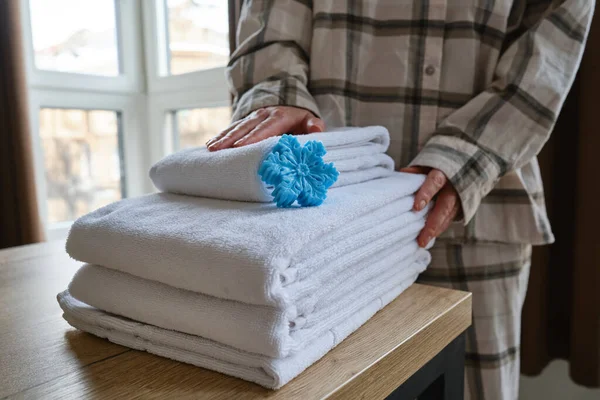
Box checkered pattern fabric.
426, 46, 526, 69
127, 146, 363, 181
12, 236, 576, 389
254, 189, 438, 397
419, 241, 532, 400
227, 0, 594, 244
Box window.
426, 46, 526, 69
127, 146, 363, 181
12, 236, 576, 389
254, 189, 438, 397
29, 0, 120, 76
171, 107, 232, 150
166, 0, 229, 75
22, 0, 232, 239
39, 109, 124, 224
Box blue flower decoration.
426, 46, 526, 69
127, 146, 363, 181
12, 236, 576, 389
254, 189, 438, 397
259, 135, 339, 207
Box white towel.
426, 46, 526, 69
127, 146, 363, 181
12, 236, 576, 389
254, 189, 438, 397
66, 173, 427, 307
68, 244, 429, 357
149, 126, 394, 202
58, 267, 421, 389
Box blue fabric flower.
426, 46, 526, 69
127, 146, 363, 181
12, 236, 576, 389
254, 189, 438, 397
258, 135, 339, 207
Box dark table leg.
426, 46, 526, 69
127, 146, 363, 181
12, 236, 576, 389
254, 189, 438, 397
385, 332, 466, 400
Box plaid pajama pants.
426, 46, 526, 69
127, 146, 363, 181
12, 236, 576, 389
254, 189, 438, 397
418, 240, 532, 400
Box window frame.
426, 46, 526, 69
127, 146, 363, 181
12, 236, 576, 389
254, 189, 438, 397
142, 0, 231, 162
20, 0, 232, 239
28, 90, 147, 241
21, 0, 145, 93
147, 86, 230, 161
142, 0, 230, 94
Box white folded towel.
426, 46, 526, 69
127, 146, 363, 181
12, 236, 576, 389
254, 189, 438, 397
58, 266, 421, 389
66, 173, 427, 307
149, 126, 394, 202
68, 244, 429, 357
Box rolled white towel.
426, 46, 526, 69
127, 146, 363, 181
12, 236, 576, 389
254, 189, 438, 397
149, 126, 395, 202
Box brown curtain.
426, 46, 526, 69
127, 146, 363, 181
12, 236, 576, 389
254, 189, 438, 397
0, 1, 44, 249
521, 13, 600, 388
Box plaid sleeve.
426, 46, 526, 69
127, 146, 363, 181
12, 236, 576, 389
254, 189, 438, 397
410, 0, 594, 223
226, 0, 319, 122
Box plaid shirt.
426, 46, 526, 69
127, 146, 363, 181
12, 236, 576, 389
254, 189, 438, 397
227, 0, 593, 244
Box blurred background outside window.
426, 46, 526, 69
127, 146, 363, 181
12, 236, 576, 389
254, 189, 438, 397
25, 0, 232, 229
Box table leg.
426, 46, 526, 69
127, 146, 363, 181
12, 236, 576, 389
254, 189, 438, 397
385, 332, 466, 400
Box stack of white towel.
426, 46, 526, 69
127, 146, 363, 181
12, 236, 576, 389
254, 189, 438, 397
58, 126, 432, 389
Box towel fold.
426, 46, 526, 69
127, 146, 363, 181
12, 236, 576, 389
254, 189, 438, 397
68, 243, 429, 357
66, 173, 427, 307
59, 265, 420, 389
149, 127, 394, 202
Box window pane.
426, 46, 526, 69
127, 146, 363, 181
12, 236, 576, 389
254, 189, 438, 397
39, 109, 125, 223
173, 107, 231, 150
166, 0, 229, 75
29, 0, 119, 76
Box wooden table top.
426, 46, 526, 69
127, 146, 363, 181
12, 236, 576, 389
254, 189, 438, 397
0, 241, 471, 400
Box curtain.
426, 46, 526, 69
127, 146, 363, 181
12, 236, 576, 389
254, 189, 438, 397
0, 1, 44, 249
520, 13, 600, 387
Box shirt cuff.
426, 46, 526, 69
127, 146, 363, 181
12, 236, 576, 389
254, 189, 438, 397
232, 78, 321, 122
409, 135, 503, 224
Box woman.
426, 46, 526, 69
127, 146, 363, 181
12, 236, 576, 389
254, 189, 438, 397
208, 0, 593, 398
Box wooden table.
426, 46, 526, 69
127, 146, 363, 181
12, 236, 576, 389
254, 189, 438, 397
0, 241, 471, 400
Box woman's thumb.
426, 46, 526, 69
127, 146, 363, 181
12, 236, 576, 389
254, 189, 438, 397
305, 117, 325, 133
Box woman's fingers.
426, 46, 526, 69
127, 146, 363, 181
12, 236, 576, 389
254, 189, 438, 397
290, 115, 326, 135
437, 201, 461, 236
208, 106, 326, 151
233, 113, 292, 147
413, 169, 448, 211
402, 166, 461, 246
207, 109, 268, 151
206, 119, 241, 147
399, 166, 430, 175
236, 111, 326, 146
417, 185, 459, 247
304, 116, 325, 133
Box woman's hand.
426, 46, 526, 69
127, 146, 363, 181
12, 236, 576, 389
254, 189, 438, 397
206, 106, 325, 151
400, 166, 462, 248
